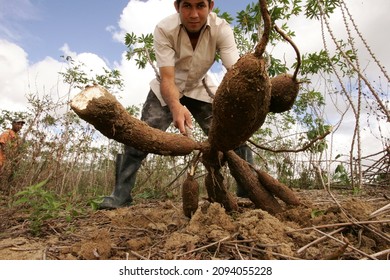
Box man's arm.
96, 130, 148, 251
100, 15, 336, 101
0, 131, 8, 147
159, 66, 193, 135
217, 21, 240, 70
0, 131, 8, 154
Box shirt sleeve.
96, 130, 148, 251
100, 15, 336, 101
217, 22, 239, 69
0, 131, 9, 145
154, 25, 176, 68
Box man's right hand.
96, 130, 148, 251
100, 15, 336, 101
159, 66, 193, 137
170, 103, 193, 136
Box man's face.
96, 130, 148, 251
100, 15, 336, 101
12, 122, 24, 133
175, 0, 214, 34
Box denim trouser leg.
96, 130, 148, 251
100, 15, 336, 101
98, 90, 173, 209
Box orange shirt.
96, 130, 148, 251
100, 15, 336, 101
0, 129, 19, 166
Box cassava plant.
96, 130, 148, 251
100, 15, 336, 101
70, 0, 302, 216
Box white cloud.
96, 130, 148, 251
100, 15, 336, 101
116, 53, 155, 107
0, 39, 118, 113
112, 0, 173, 44
0, 40, 30, 110
0, 39, 28, 76
59, 43, 77, 61
111, 0, 175, 107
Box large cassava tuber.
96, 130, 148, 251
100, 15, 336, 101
209, 55, 271, 151
269, 24, 301, 113
208, 0, 272, 152
225, 150, 282, 214
70, 85, 200, 156
269, 73, 299, 113
255, 169, 300, 206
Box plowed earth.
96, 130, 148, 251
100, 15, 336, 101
1, 187, 389, 260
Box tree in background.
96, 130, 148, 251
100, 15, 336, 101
2, 0, 388, 204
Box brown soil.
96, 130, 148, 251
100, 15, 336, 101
0, 187, 389, 260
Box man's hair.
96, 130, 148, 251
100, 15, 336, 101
176, 0, 212, 6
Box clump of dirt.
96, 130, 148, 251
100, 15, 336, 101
0, 187, 389, 260
72, 229, 112, 260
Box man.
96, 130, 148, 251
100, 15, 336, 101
0, 119, 25, 170
99, 0, 253, 209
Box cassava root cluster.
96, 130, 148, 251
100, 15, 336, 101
70, 0, 302, 218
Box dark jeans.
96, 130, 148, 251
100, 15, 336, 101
141, 90, 213, 133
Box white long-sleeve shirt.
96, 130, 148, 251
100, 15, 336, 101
150, 12, 239, 106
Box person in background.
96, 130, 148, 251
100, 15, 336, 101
0, 118, 26, 195
99, 0, 253, 209
0, 119, 25, 172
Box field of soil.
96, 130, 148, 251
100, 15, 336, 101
0, 186, 389, 260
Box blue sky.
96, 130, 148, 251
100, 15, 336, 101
1, 0, 255, 65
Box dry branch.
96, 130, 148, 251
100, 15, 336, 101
249, 129, 331, 153
296, 227, 345, 254
313, 228, 376, 260
288, 220, 390, 232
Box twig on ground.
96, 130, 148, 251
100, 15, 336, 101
361, 248, 390, 260
130, 250, 148, 260
313, 228, 376, 260
297, 227, 345, 254
370, 202, 390, 218
288, 219, 390, 232
176, 234, 236, 257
